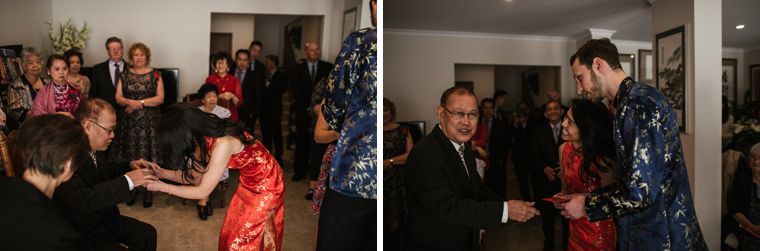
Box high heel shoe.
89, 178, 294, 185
205, 203, 213, 216
143, 191, 153, 208
126, 190, 137, 206
197, 205, 207, 220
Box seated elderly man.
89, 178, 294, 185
53, 98, 158, 251
728, 143, 760, 249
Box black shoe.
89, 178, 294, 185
197, 205, 207, 220
143, 192, 153, 208
305, 189, 314, 200
126, 190, 137, 206
205, 203, 213, 216
291, 174, 305, 181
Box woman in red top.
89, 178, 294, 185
205, 52, 243, 120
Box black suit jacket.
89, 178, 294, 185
511, 118, 538, 164
405, 125, 504, 251
90, 59, 125, 112
531, 123, 565, 197
480, 117, 511, 167
235, 62, 265, 121
261, 69, 286, 116
290, 60, 332, 112
53, 152, 132, 243
0, 177, 80, 250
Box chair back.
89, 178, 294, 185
0, 131, 14, 177
399, 121, 426, 144
184, 93, 203, 107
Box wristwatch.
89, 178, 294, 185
141, 99, 145, 105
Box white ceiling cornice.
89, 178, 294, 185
384, 29, 575, 43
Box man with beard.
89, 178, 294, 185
559, 38, 707, 250
54, 98, 158, 251
405, 86, 539, 250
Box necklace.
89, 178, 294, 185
53, 82, 69, 95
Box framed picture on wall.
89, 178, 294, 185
638, 50, 653, 85
722, 58, 738, 111
619, 54, 635, 81
656, 25, 686, 132
752, 64, 760, 102
342, 7, 358, 40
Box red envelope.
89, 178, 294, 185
542, 198, 567, 203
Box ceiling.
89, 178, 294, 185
385, 0, 760, 49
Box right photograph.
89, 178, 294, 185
382, 1, 758, 250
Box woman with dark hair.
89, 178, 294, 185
0, 114, 90, 250
33, 54, 83, 116
723, 95, 735, 151
555, 99, 616, 250
205, 52, 243, 120
147, 102, 284, 250
64, 49, 90, 100
111, 42, 164, 208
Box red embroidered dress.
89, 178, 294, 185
205, 74, 243, 120
209, 132, 285, 250
561, 142, 616, 251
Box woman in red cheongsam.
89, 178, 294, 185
148, 103, 284, 251
555, 99, 616, 251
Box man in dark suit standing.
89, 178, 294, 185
54, 98, 158, 251
289, 42, 332, 181
479, 98, 511, 199
260, 55, 286, 165
492, 90, 509, 121
90, 37, 127, 113
405, 86, 539, 251
531, 100, 569, 251
232, 48, 265, 133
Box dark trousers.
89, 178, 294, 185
82, 216, 157, 251
513, 161, 533, 201
238, 107, 259, 134
531, 172, 567, 248
483, 162, 507, 199
260, 111, 283, 163
309, 139, 329, 181
293, 110, 311, 176
316, 189, 377, 251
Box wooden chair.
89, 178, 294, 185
0, 131, 15, 177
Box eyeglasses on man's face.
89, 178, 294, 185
89, 120, 115, 134
442, 106, 479, 120
108, 47, 123, 52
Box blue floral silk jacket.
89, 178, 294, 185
322, 26, 377, 199
585, 78, 707, 250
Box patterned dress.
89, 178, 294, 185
110, 70, 161, 163
205, 74, 243, 120
384, 124, 410, 233
561, 142, 615, 251
311, 143, 336, 215
211, 132, 285, 250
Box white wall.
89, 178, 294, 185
41, 0, 357, 100
251, 15, 301, 63
494, 66, 530, 111
210, 13, 255, 57
0, 0, 53, 56
454, 64, 494, 105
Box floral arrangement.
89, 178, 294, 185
732, 118, 760, 155
46, 18, 89, 55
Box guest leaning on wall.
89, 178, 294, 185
0, 114, 91, 250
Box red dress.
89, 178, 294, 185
561, 142, 616, 251
209, 132, 285, 251
205, 74, 243, 120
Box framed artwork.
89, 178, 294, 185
286, 18, 303, 52
656, 25, 686, 132
722, 59, 738, 110
752, 64, 760, 101
619, 54, 635, 81
638, 50, 653, 85
342, 7, 358, 40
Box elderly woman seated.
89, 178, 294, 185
0, 114, 91, 250
729, 143, 760, 249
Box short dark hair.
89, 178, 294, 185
440, 86, 476, 107
493, 90, 507, 100
63, 49, 84, 66
480, 98, 495, 107
235, 49, 250, 59
197, 83, 219, 97
105, 37, 123, 49
20, 114, 89, 178
249, 40, 263, 49
46, 54, 68, 69
383, 97, 397, 122
570, 38, 622, 71
265, 55, 279, 66
545, 99, 561, 108
211, 52, 232, 68
75, 97, 115, 124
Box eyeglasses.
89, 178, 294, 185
89, 120, 115, 134
216, 61, 229, 65
108, 48, 123, 52
442, 106, 479, 120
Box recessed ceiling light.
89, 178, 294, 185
737, 25, 745, 29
